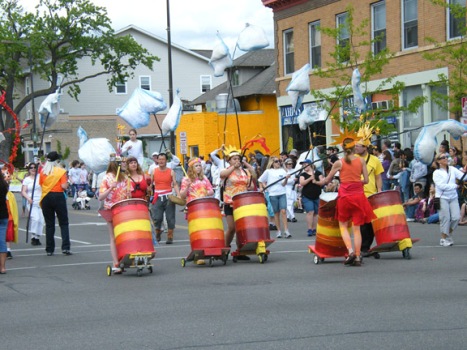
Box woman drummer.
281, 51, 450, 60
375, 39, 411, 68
126, 156, 150, 200
180, 157, 214, 203
316, 138, 376, 266
220, 149, 256, 259
99, 154, 131, 274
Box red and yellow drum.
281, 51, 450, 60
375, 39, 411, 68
187, 198, 225, 250
368, 190, 411, 246
309, 193, 347, 261
111, 199, 154, 261
232, 191, 270, 247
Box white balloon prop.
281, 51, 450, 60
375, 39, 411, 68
414, 120, 467, 165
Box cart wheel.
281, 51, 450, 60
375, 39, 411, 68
313, 255, 320, 265
209, 257, 214, 267
148, 266, 153, 273
374, 252, 381, 259
258, 254, 264, 264
181, 258, 186, 267
263, 254, 268, 262
232, 256, 238, 263
137, 269, 142, 277
106, 265, 112, 276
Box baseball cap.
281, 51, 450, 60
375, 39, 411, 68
300, 159, 312, 165
152, 151, 159, 157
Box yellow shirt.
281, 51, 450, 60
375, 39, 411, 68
356, 153, 384, 197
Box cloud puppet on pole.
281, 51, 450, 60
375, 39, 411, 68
351, 68, 365, 114
38, 91, 61, 129
286, 63, 311, 112
236, 23, 269, 52
161, 89, 182, 136
117, 88, 167, 129
209, 32, 233, 77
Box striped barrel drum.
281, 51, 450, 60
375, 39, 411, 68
368, 190, 410, 245
187, 198, 225, 250
111, 199, 154, 261
314, 193, 347, 257
232, 191, 270, 247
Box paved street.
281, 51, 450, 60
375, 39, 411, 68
1, 194, 467, 350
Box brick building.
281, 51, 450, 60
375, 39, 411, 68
262, 0, 465, 150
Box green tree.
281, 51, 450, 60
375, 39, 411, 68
423, 0, 467, 121
0, 0, 159, 160
312, 5, 425, 138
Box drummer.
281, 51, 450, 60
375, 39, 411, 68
180, 157, 215, 265
99, 154, 131, 274
180, 157, 214, 203
316, 138, 376, 266
126, 156, 150, 200
220, 148, 256, 259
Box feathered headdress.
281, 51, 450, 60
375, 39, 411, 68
224, 145, 241, 160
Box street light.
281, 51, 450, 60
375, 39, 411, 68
166, 0, 175, 155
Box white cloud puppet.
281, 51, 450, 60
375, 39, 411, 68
286, 64, 311, 111
39, 91, 61, 128
209, 33, 233, 77
237, 23, 269, 51
352, 68, 365, 113
78, 138, 116, 174
117, 88, 167, 129
161, 89, 182, 136
414, 120, 467, 165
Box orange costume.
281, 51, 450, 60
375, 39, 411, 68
335, 158, 376, 225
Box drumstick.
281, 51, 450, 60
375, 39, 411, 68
116, 165, 121, 181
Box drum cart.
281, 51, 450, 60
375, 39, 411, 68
367, 190, 420, 260
308, 193, 348, 265
100, 199, 156, 276
181, 198, 230, 267
231, 191, 274, 264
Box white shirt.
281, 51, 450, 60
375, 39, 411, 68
259, 168, 287, 197
433, 166, 465, 199
68, 167, 81, 184
121, 139, 144, 165
22, 175, 42, 205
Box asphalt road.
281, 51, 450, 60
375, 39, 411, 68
1, 194, 467, 350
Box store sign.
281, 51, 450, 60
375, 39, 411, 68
281, 102, 326, 126
179, 131, 187, 155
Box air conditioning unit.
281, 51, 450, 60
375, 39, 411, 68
371, 100, 394, 111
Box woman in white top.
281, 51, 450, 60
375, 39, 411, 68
21, 163, 45, 246
259, 156, 291, 238
432, 153, 467, 247
121, 129, 144, 165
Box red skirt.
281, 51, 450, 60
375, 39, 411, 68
335, 182, 376, 226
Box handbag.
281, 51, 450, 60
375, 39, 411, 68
433, 197, 441, 211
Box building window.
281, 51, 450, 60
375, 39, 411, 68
231, 70, 240, 86
431, 85, 449, 122
372, 1, 387, 54
403, 85, 424, 145
336, 13, 350, 63
201, 75, 212, 92
447, 0, 466, 40
25, 76, 31, 95
190, 145, 199, 158
309, 21, 321, 69
402, 0, 418, 49
115, 81, 127, 94
283, 29, 294, 74
140, 76, 151, 90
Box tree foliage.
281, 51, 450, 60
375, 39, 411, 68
0, 0, 160, 160
311, 5, 425, 139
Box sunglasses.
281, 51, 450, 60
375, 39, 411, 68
438, 156, 447, 160
273, 160, 280, 163
29, 167, 36, 169
286, 163, 293, 165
